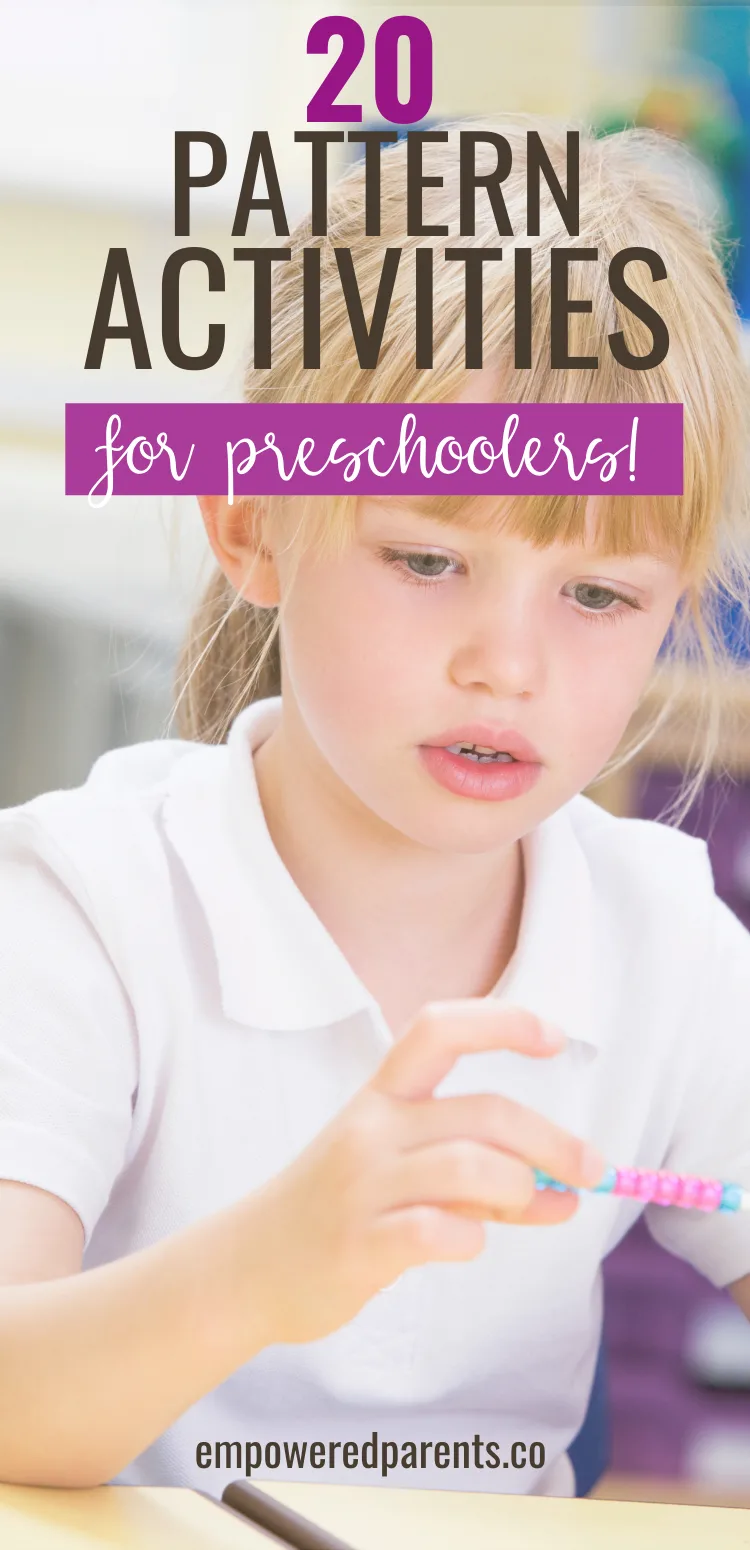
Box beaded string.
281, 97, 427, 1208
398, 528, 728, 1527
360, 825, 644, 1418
534, 1165, 750, 1214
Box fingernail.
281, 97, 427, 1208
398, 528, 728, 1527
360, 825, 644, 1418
540, 1021, 567, 1049
581, 1145, 607, 1187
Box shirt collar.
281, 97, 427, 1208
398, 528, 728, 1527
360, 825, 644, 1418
162, 697, 601, 1053
489, 789, 599, 1056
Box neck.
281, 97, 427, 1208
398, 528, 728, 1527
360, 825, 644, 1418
252, 705, 526, 1018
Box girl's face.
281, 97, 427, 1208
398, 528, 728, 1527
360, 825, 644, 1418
271, 497, 687, 852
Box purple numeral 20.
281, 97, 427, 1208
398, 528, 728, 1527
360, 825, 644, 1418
306, 13, 433, 125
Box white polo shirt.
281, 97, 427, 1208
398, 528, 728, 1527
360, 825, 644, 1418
2, 694, 750, 1502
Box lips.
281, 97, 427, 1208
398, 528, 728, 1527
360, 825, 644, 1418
418, 742, 542, 801
422, 724, 541, 763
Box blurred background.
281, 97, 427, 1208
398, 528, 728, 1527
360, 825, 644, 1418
4, 0, 750, 1509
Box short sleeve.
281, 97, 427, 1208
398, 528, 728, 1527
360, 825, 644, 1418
646, 889, 750, 1287
0, 815, 138, 1249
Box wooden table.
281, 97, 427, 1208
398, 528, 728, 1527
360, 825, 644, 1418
246, 1479, 750, 1548
0, 1484, 275, 1548
4, 1479, 749, 1550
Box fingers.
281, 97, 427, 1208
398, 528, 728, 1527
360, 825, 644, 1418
372, 1001, 566, 1102
371, 1185, 579, 1278
371, 1204, 487, 1272
381, 1140, 540, 1222
397, 1092, 604, 1191
452, 1188, 580, 1229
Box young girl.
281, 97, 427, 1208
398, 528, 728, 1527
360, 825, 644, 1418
2, 117, 750, 1503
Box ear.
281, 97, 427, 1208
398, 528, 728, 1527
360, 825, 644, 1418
197, 495, 280, 607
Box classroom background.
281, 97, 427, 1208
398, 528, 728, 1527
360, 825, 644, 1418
3, 0, 750, 1510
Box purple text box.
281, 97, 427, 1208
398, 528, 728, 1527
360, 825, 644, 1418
65, 402, 683, 505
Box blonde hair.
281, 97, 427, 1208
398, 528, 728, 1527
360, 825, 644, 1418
176, 115, 750, 826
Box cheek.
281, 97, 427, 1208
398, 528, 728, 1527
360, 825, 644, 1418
558, 624, 663, 754
279, 565, 432, 734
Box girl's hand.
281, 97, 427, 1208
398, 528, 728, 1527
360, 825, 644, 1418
246, 1002, 604, 1345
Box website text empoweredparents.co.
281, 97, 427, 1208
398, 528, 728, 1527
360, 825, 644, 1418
196, 1433, 547, 1479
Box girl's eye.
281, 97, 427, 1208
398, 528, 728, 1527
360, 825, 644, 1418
569, 582, 642, 625
377, 550, 643, 622
378, 547, 460, 586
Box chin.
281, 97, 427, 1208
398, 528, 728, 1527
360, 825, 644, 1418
374, 793, 529, 854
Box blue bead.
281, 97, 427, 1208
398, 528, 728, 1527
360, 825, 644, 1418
720, 1183, 743, 1213
534, 1170, 570, 1192
534, 1170, 554, 1189
592, 1165, 618, 1195
534, 1168, 579, 1195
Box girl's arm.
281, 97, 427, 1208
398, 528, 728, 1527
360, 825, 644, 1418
0, 1179, 278, 1488
0, 1003, 602, 1489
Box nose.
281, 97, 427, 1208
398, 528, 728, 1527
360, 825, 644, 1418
448, 587, 545, 698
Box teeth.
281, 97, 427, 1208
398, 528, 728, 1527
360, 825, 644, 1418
445, 743, 516, 762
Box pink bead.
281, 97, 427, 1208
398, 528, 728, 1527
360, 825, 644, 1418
615, 1168, 639, 1197
634, 1171, 659, 1201
677, 1176, 702, 1209
697, 1179, 723, 1213
654, 1172, 680, 1205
